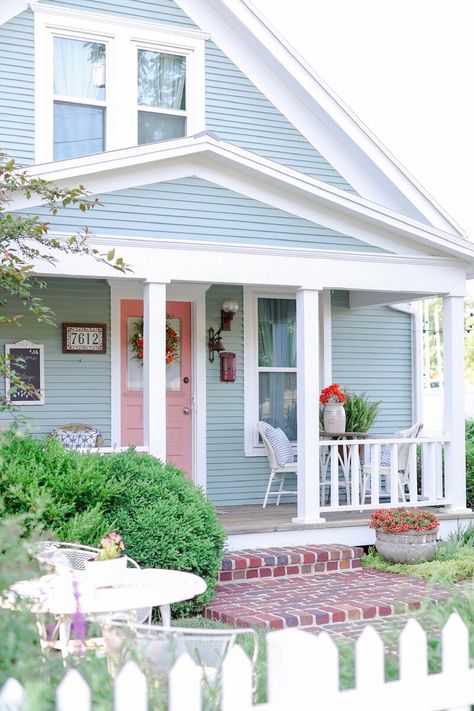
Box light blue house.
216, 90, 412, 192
1, 0, 473, 547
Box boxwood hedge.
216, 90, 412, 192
0, 430, 225, 615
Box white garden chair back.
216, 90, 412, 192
258, 421, 298, 508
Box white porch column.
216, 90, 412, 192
143, 281, 167, 460
293, 288, 325, 523
443, 295, 468, 510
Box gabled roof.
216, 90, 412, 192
8, 134, 474, 267
1, 0, 468, 238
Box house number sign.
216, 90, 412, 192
62, 323, 107, 354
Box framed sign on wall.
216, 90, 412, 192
62, 323, 107, 354
5, 340, 45, 405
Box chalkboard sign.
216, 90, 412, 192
5, 340, 45, 405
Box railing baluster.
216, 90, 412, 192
435, 442, 444, 500
330, 445, 339, 507
390, 444, 399, 504
370, 443, 380, 506
408, 443, 418, 504
350, 443, 360, 507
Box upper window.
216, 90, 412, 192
34, 7, 205, 163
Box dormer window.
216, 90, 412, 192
53, 38, 107, 160
34, 6, 205, 163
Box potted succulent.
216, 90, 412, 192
369, 508, 439, 564
84, 532, 127, 587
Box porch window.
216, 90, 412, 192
137, 50, 187, 145
53, 38, 106, 160
258, 298, 297, 440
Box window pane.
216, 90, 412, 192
54, 102, 104, 160
54, 37, 106, 101
166, 318, 181, 392
138, 111, 186, 144
138, 50, 186, 110
259, 372, 297, 440
258, 298, 296, 367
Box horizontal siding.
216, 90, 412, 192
0, 11, 35, 165
206, 41, 356, 193
331, 292, 413, 434
21, 177, 382, 252
38, 0, 198, 27
0, 278, 111, 443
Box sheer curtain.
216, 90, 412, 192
138, 51, 186, 110
258, 299, 297, 440
54, 38, 105, 101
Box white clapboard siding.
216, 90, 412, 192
2, 614, 473, 710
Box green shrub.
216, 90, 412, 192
465, 419, 474, 509
0, 430, 225, 615
343, 390, 381, 433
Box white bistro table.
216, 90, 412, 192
5, 568, 207, 656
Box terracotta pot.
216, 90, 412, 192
83, 555, 127, 587
375, 527, 439, 564
323, 403, 346, 433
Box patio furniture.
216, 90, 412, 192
51, 423, 104, 448
101, 620, 258, 683
360, 423, 424, 503
4, 566, 206, 658
258, 421, 298, 508
319, 431, 369, 504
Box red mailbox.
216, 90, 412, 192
220, 352, 236, 382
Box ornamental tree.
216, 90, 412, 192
0, 154, 128, 409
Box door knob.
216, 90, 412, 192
183, 407, 191, 415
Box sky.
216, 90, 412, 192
251, 0, 474, 239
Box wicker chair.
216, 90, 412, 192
51, 423, 104, 448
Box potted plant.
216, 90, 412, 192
320, 384, 346, 433
369, 508, 439, 563
344, 390, 381, 433
84, 532, 127, 587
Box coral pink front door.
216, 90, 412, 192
120, 299, 193, 477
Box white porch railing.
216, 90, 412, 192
1, 614, 473, 710
318, 436, 449, 511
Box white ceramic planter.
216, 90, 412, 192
323, 403, 346, 433
83, 556, 128, 587
375, 527, 439, 564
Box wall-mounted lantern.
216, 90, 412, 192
208, 298, 239, 363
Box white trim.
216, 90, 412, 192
12, 136, 474, 263
0, 0, 28, 25
174, 0, 466, 235
33, 7, 205, 163
5, 340, 45, 406
320, 289, 332, 387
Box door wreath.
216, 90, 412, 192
129, 318, 180, 365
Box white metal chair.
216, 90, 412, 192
361, 423, 423, 503
258, 421, 298, 508
101, 620, 258, 686
31, 541, 152, 654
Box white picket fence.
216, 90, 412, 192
1, 614, 473, 710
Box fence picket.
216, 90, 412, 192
399, 618, 427, 681
56, 669, 91, 711
168, 653, 201, 711
312, 631, 339, 701
442, 613, 471, 711
356, 626, 384, 689
114, 662, 147, 711
222, 645, 253, 711
267, 628, 320, 707
0, 678, 25, 711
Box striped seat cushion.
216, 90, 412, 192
380, 429, 408, 466
265, 426, 294, 466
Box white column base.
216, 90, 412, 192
292, 515, 326, 524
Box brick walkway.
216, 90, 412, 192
205, 545, 451, 631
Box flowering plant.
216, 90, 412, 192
94, 532, 125, 561
129, 317, 180, 365
320, 383, 346, 405
369, 508, 439, 533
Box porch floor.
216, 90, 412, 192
216, 503, 474, 535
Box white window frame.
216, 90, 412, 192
244, 286, 331, 457
33, 5, 206, 164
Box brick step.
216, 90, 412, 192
205, 569, 450, 631
218, 545, 363, 583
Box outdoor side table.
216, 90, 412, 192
4, 568, 207, 657
319, 431, 369, 504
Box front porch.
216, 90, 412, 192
218, 502, 474, 550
